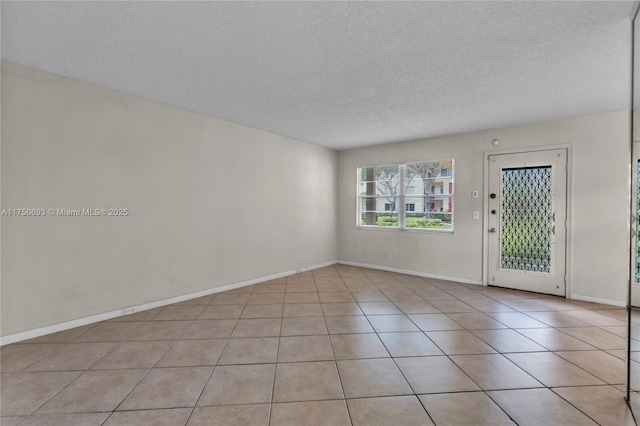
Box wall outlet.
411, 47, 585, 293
472, 190, 479, 199
387, 252, 393, 260
123, 306, 138, 316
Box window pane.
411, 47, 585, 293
360, 197, 398, 227
360, 166, 400, 197
405, 211, 452, 229
360, 212, 399, 227
404, 196, 453, 214
360, 197, 398, 213
405, 161, 454, 197
406, 161, 452, 181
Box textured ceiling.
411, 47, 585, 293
1, 1, 635, 150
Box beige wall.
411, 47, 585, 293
338, 111, 631, 305
1, 60, 631, 338
1, 61, 338, 336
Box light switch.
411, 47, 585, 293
473, 211, 480, 220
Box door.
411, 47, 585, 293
487, 149, 567, 296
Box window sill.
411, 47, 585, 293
356, 225, 454, 235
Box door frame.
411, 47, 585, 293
482, 144, 573, 298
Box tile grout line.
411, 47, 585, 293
107, 307, 207, 423
267, 297, 283, 426
344, 270, 436, 423
317, 272, 355, 426
22, 326, 146, 418
360, 269, 552, 424
182, 297, 244, 426
368, 271, 540, 423
4, 265, 632, 424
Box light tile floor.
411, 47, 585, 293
1, 265, 636, 425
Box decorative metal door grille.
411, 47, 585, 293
500, 166, 552, 273
636, 160, 640, 282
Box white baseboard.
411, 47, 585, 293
569, 294, 626, 308
337, 261, 483, 286
338, 262, 624, 306
0, 260, 338, 346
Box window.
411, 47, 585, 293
358, 160, 454, 230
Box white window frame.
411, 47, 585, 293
357, 160, 454, 232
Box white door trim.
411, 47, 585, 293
482, 144, 573, 298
